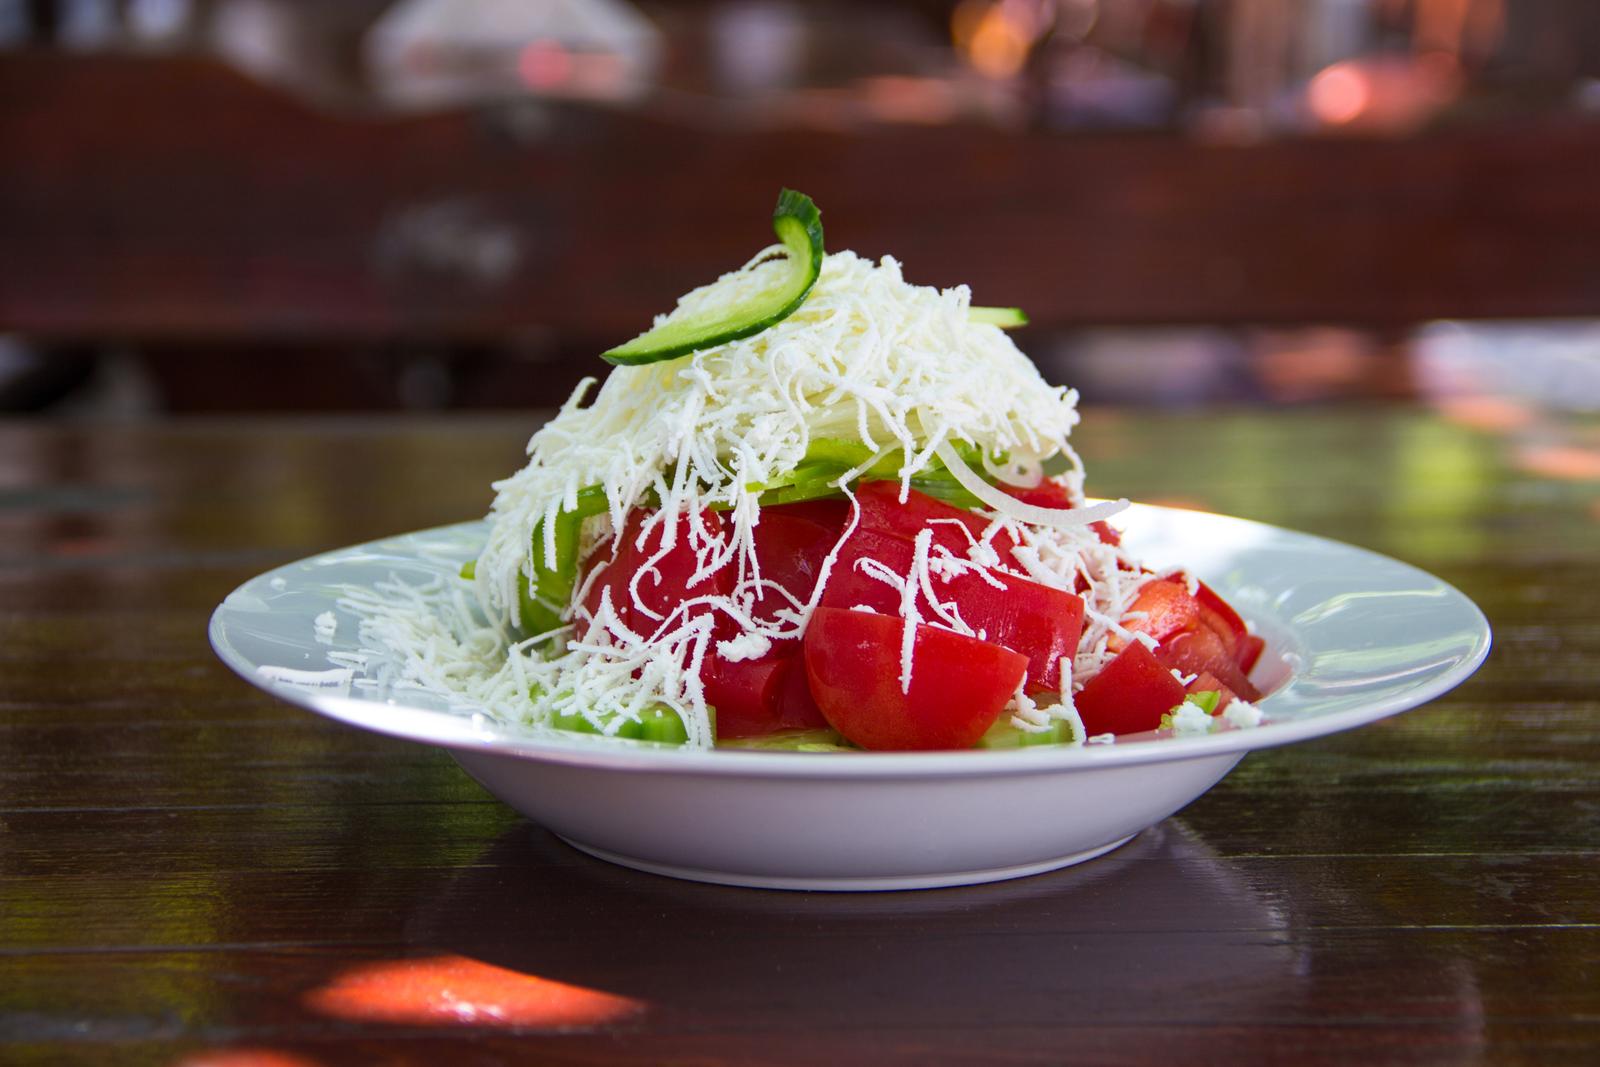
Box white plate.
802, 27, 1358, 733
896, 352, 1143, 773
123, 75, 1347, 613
208, 505, 1490, 891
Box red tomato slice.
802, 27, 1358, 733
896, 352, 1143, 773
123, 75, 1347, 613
803, 607, 1026, 750
582, 509, 730, 637
818, 529, 1084, 693
1073, 642, 1186, 736
1002, 476, 1073, 509
701, 649, 791, 739
1236, 633, 1266, 674
701, 641, 829, 739
1115, 575, 1263, 698
700, 501, 849, 739
772, 654, 829, 731
1185, 670, 1237, 713
1002, 478, 1122, 546
855, 482, 1019, 565
749, 509, 844, 619
1157, 627, 1262, 703
1194, 579, 1248, 650
816, 527, 919, 615
1089, 521, 1122, 547
1114, 577, 1201, 650
768, 498, 851, 532
951, 574, 1084, 694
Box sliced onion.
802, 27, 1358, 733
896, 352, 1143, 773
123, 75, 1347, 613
934, 440, 1129, 529
981, 448, 1044, 489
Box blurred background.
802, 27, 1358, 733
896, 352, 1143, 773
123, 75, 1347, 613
2, 0, 1599, 417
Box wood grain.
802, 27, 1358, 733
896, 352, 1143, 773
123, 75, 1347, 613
1, 408, 1596, 1065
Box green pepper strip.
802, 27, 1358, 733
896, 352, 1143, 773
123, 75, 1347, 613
740, 438, 1001, 511
550, 704, 690, 745
976, 717, 1077, 749
518, 485, 610, 635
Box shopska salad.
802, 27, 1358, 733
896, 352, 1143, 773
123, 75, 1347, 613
357, 190, 1268, 752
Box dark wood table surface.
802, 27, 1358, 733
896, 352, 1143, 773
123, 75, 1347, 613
3, 407, 1596, 1066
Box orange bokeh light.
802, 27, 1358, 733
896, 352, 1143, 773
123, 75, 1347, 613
1517, 445, 1600, 482
955, 0, 1045, 79
1435, 395, 1536, 433
304, 954, 644, 1029
1308, 63, 1371, 125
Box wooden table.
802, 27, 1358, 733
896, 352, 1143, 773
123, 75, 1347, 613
3, 408, 1596, 1065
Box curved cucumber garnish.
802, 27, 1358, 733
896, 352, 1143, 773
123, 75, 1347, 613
968, 306, 1029, 329
601, 189, 825, 366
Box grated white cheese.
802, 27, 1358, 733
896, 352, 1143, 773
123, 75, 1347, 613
716, 630, 772, 663
1169, 699, 1215, 737
1224, 699, 1264, 729
349, 247, 1178, 746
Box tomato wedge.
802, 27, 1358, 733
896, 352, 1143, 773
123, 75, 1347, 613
1000, 477, 1121, 547
1194, 579, 1248, 650
767, 497, 851, 533
1112, 575, 1263, 701
1072, 642, 1186, 737
1157, 626, 1262, 703
701, 649, 790, 738
803, 607, 1025, 750
855, 481, 1019, 564
702, 643, 827, 738
1186, 670, 1237, 713
581, 509, 731, 637
818, 528, 1083, 692
1002, 476, 1071, 509
1236, 633, 1266, 674
701, 502, 847, 738
749, 507, 844, 620
1116, 577, 1200, 649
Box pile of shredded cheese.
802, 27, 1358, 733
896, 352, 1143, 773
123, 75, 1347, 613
353, 247, 1179, 748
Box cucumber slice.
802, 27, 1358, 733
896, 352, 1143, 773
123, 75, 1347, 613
601, 189, 826, 366
515, 485, 609, 636
975, 717, 1077, 749
549, 704, 689, 746
968, 306, 1029, 329
717, 728, 856, 752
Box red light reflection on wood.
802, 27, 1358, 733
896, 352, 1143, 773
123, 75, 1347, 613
303, 954, 644, 1029
176, 1050, 324, 1067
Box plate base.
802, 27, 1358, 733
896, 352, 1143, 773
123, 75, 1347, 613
556, 833, 1138, 891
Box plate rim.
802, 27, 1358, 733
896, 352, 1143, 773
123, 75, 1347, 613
208, 507, 1492, 780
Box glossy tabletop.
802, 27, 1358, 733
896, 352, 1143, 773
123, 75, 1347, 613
2, 407, 1596, 1066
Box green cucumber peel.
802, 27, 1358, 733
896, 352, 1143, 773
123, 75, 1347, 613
600, 189, 825, 366
550, 704, 689, 746
968, 306, 1029, 328
739, 438, 999, 510
717, 728, 856, 752
516, 486, 610, 636
976, 717, 1077, 749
